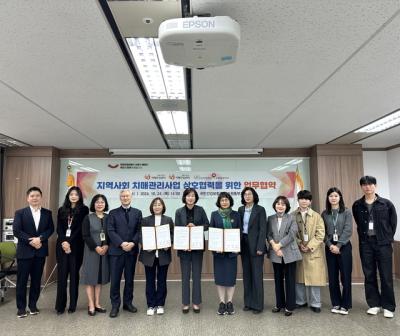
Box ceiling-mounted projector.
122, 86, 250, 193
158, 16, 240, 69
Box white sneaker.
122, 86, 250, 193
147, 307, 155, 316
383, 309, 394, 318
156, 306, 164, 315
331, 306, 341, 314
339, 307, 349, 315
367, 307, 381, 315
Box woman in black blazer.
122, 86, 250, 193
322, 187, 353, 315
55, 186, 89, 314
139, 197, 173, 316
210, 192, 241, 316
238, 187, 267, 313
175, 188, 209, 313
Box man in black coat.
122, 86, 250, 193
352, 176, 397, 318
13, 186, 54, 318
107, 189, 142, 318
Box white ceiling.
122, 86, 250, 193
0, 0, 399, 150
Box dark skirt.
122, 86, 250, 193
213, 254, 237, 287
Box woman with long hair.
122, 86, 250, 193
322, 187, 353, 315
55, 186, 89, 314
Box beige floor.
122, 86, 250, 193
0, 280, 399, 336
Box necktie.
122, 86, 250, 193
125, 208, 130, 223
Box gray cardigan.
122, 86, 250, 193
321, 208, 353, 248
267, 213, 302, 264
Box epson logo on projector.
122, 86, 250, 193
182, 20, 216, 29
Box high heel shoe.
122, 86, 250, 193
95, 306, 107, 313
88, 307, 96, 316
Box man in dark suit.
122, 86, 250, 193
107, 189, 142, 318
13, 186, 54, 318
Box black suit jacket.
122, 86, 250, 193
139, 215, 174, 267
13, 207, 54, 259
238, 204, 267, 256
56, 205, 89, 255
107, 206, 142, 256
174, 205, 209, 258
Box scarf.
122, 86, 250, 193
218, 208, 232, 229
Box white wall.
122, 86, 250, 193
362, 151, 390, 198
387, 147, 400, 240
363, 150, 399, 240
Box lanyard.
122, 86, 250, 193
331, 211, 338, 233
67, 215, 73, 229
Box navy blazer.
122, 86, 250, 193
13, 207, 54, 259
107, 206, 142, 256
139, 215, 174, 267
238, 204, 267, 256
209, 210, 241, 258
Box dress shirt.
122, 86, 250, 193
30, 206, 41, 231
243, 205, 253, 234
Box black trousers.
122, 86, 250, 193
109, 253, 138, 308
16, 256, 46, 310
359, 237, 396, 312
144, 258, 169, 308
241, 236, 264, 311
179, 251, 203, 305
272, 260, 296, 311
55, 247, 83, 312
326, 243, 352, 309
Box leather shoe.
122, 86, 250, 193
252, 309, 262, 314
285, 309, 293, 316
296, 303, 308, 309
310, 307, 321, 313
123, 304, 138, 313
243, 306, 251, 311
182, 306, 190, 314
271, 307, 281, 313
95, 306, 107, 313
109, 307, 119, 318
193, 306, 201, 313
88, 308, 96, 316
56, 310, 65, 315
67, 308, 75, 314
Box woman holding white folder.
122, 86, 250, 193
210, 192, 241, 316
175, 188, 209, 314
139, 197, 174, 316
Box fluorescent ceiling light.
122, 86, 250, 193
355, 110, 400, 133
126, 37, 186, 100
156, 111, 189, 135
110, 149, 263, 156
179, 166, 192, 172
176, 159, 191, 166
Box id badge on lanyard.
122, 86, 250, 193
66, 216, 72, 237
368, 221, 374, 230
333, 232, 338, 242
303, 233, 309, 242
100, 231, 106, 242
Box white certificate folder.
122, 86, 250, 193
173, 226, 204, 250
208, 228, 240, 253
141, 224, 172, 250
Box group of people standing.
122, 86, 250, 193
12, 175, 397, 319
